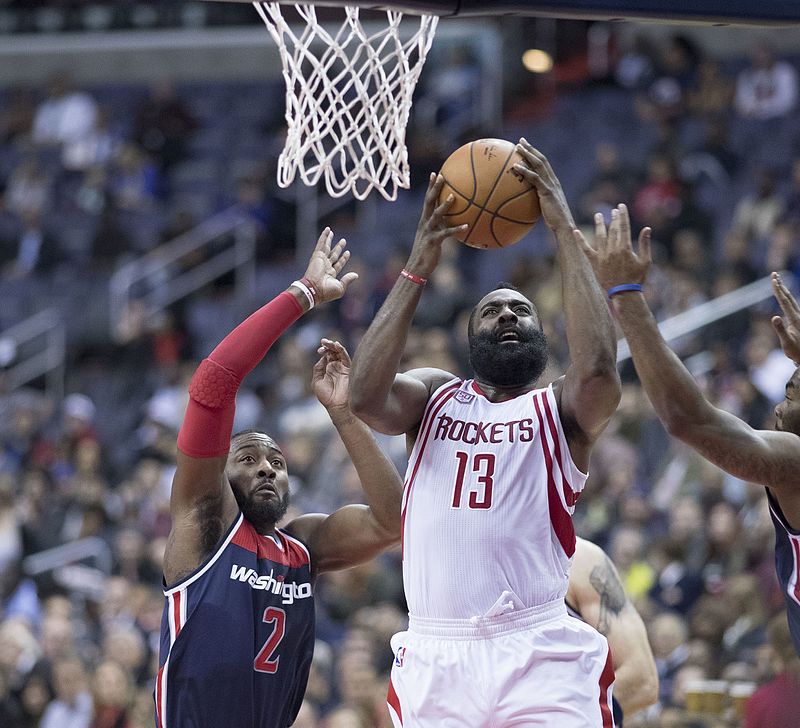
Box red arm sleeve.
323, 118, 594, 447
176, 291, 303, 458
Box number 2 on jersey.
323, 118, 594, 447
452, 451, 495, 509
254, 607, 285, 673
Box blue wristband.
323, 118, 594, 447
607, 283, 643, 298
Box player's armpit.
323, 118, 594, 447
350, 367, 453, 435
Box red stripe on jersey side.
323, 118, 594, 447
598, 648, 616, 727
791, 538, 800, 604
155, 665, 164, 728
533, 393, 576, 558
540, 391, 578, 508
387, 677, 403, 725
231, 519, 308, 568
400, 383, 460, 555
172, 591, 182, 640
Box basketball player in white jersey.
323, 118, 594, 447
567, 538, 659, 725
350, 141, 622, 726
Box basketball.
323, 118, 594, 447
437, 138, 541, 249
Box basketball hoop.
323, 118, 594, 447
253, 3, 438, 201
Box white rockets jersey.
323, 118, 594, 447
401, 378, 588, 619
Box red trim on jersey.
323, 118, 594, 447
387, 677, 403, 725
540, 391, 579, 507
533, 392, 576, 558
400, 382, 460, 555
792, 538, 800, 603
598, 648, 616, 727
231, 519, 309, 568
172, 591, 182, 640
471, 380, 486, 396
155, 665, 164, 728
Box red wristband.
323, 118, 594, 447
400, 269, 427, 286
300, 276, 318, 304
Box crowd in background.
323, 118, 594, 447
1, 23, 800, 728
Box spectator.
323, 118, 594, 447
40, 658, 93, 728
32, 72, 98, 148
735, 42, 798, 120
731, 167, 785, 247
133, 81, 197, 172
745, 614, 800, 727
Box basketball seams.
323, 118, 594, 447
464, 144, 516, 246
494, 185, 540, 224
438, 138, 540, 248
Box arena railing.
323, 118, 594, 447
23, 536, 113, 602
108, 206, 257, 342
616, 272, 792, 366
0, 307, 65, 400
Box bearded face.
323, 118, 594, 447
468, 289, 548, 388
226, 433, 291, 532
468, 326, 549, 388
231, 486, 290, 531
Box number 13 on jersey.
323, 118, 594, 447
451, 451, 495, 510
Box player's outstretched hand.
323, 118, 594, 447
406, 173, 469, 276
513, 139, 574, 234
302, 228, 359, 305
575, 204, 652, 292
312, 338, 352, 411
771, 272, 800, 365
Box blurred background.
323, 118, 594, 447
1, 1, 800, 727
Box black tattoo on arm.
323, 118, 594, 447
589, 555, 627, 634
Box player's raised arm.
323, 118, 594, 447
567, 538, 658, 719
350, 174, 466, 435
164, 229, 357, 584
286, 339, 403, 573
577, 209, 800, 499
513, 141, 620, 470
349, 173, 467, 435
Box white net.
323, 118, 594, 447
253, 3, 438, 201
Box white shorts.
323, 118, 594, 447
386, 600, 615, 728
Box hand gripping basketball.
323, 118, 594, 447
405, 174, 469, 276
512, 139, 574, 234
438, 138, 541, 249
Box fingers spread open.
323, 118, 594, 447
574, 229, 596, 260
333, 248, 351, 274
594, 212, 607, 250
315, 227, 333, 254
433, 193, 456, 220
340, 271, 359, 291
638, 227, 652, 263
424, 174, 445, 217
617, 204, 631, 246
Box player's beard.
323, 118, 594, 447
233, 487, 290, 532
468, 327, 549, 388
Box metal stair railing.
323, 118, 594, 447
0, 307, 65, 399
617, 272, 792, 364
109, 206, 257, 341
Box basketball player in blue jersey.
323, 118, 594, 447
577, 204, 800, 658
156, 229, 404, 728
567, 537, 659, 726
351, 142, 622, 726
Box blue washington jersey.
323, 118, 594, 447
156, 513, 315, 727
766, 490, 800, 656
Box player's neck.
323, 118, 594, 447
473, 376, 538, 402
